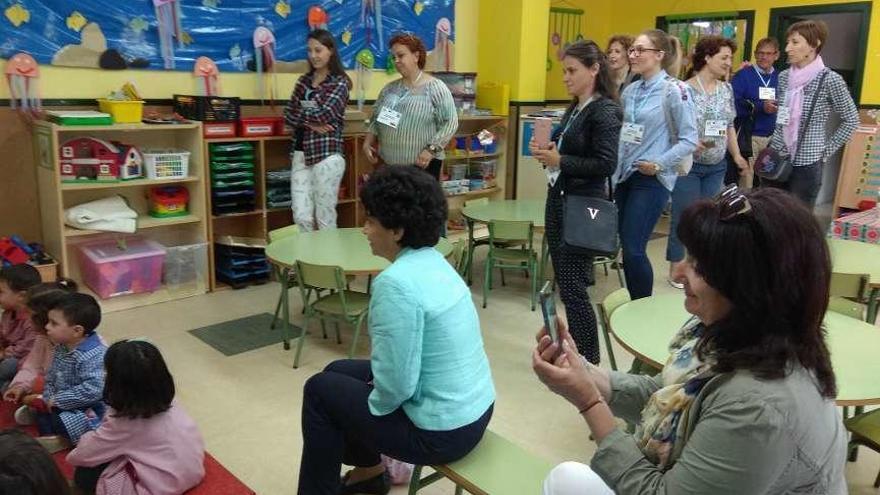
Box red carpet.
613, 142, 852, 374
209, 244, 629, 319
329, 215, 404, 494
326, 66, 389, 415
0, 401, 255, 494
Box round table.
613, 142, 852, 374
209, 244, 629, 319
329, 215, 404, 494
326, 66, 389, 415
610, 292, 880, 406
829, 238, 880, 321
264, 228, 452, 349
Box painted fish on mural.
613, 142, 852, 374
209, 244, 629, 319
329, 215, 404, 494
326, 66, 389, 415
66, 11, 87, 32
202, 0, 221, 7
275, 0, 291, 19
4, 3, 30, 28
128, 16, 149, 34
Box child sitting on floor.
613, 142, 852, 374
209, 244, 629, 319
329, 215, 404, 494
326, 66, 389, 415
31, 292, 107, 453
0, 429, 71, 495
67, 340, 205, 495
0, 264, 42, 391
3, 279, 78, 425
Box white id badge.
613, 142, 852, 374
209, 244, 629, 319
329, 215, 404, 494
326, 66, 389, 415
621, 122, 645, 144
758, 87, 776, 101
704, 120, 727, 137
376, 107, 402, 129
300, 100, 318, 109
777, 106, 791, 125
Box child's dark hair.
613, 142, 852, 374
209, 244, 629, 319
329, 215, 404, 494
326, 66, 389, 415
104, 340, 175, 419
0, 264, 41, 292
27, 279, 78, 330
48, 292, 101, 335
0, 430, 70, 495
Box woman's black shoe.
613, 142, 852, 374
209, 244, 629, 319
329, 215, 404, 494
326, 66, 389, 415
338, 470, 391, 495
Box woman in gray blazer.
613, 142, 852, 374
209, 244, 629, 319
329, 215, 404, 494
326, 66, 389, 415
534, 187, 846, 494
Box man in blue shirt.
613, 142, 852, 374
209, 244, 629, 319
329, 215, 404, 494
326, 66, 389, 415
731, 37, 780, 188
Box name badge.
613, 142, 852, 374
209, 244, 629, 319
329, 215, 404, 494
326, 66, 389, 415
621, 122, 645, 144
704, 120, 727, 137
758, 87, 776, 101
300, 100, 318, 109
376, 107, 402, 129
777, 106, 791, 126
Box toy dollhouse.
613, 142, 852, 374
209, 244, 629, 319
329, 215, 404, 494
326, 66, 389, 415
59, 137, 144, 182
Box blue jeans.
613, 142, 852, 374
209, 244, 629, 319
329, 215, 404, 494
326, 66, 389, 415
666, 159, 728, 262
616, 173, 670, 300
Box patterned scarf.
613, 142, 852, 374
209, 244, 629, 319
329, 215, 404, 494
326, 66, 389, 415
783, 55, 826, 157
635, 317, 717, 469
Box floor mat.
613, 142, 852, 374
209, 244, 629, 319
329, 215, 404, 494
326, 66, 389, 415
189, 313, 301, 356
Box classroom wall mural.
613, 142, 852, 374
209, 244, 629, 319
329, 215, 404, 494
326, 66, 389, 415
0, 0, 455, 73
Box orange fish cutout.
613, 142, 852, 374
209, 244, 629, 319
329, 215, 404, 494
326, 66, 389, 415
308, 5, 328, 30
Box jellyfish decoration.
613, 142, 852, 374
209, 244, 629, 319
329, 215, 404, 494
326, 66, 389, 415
153, 0, 184, 70
308, 5, 328, 31
551, 32, 561, 46
253, 26, 278, 104
5, 53, 40, 113
355, 48, 374, 111
361, 0, 383, 47
434, 17, 452, 71
193, 56, 220, 96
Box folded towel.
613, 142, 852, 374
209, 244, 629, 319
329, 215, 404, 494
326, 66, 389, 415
65, 196, 138, 233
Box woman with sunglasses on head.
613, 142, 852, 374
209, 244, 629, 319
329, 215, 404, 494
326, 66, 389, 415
666, 36, 748, 289
529, 40, 622, 364
535, 186, 846, 494
764, 20, 857, 209
612, 29, 699, 300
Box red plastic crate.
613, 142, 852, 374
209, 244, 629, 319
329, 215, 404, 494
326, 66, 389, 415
238, 117, 281, 137
204, 122, 237, 138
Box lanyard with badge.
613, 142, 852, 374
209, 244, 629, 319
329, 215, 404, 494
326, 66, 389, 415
754, 66, 776, 101
696, 77, 727, 138
547, 98, 593, 186
377, 71, 424, 129
621, 79, 660, 145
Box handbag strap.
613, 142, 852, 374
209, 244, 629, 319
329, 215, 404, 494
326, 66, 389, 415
792, 69, 828, 161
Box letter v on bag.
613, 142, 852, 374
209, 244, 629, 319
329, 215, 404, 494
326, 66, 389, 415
586, 206, 599, 219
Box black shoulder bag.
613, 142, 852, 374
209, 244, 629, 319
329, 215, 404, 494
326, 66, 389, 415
561, 177, 619, 257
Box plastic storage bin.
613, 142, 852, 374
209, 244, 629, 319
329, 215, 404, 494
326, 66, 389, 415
432, 72, 477, 96
97, 99, 145, 124
143, 150, 190, 179
78, 238, 166, 299
163, 243, 207, 294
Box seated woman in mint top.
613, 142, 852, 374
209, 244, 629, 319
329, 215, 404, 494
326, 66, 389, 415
297, 165, 495, 495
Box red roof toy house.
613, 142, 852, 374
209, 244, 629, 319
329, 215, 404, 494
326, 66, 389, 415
117, 143, 144, 180
59, 137, 121, 183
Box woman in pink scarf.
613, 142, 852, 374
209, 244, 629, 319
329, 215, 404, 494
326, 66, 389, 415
763, 19, 858, 208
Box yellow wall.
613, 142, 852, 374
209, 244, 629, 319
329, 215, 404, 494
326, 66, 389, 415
0, 1, 479, 100
545, 0, 614, 101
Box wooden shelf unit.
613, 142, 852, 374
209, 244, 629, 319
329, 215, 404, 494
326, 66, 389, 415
32, 121, 210, 312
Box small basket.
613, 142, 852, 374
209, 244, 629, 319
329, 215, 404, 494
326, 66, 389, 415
143, 150, 191, 179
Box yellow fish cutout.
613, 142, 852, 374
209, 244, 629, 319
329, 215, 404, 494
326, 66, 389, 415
180, 31, 193, 46
414, 1, 424, 16
4, 3, 30, 28
341, 29, 352, 46
66, 11, 87, 32
275, 0, 291, 19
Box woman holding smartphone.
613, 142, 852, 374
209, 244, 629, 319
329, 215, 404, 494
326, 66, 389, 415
612, 29, 698, 300
665, 36, 748, 289
530, 40, 622, 364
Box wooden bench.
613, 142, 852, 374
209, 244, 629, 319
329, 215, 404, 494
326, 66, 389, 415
408, 430, 554, 494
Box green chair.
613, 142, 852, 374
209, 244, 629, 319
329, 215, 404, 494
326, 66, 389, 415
844, 409, 880, 488
596, 288, 631, 371
482, 220, 538, 311
292, 261, 370, 368
407, 430, 554, 495
594, 251, 625, 288
463, 198, 524, 285
268, 225, 307, 330
828, 272, 869, 321
447, 238, 467, 277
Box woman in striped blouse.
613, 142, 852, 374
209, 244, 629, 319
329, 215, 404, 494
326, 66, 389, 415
363, 34, 458, 180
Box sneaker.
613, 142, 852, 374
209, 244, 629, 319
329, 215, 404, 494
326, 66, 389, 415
36, 435, 71, 454
667, 277, 684, 290
13, 405, 34, 426
339, 470, 391, 495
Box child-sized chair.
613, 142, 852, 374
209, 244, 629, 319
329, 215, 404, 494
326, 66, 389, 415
828, 272, 869, 321
844, 409, 880, 487
596, 288, 630, 371
482, 220, 537, 311
293, 261, 370, 368
267, 225, 312, 334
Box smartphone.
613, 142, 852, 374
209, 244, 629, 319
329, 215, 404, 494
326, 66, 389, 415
533, 118, 552, 150
539, 281, 560, 354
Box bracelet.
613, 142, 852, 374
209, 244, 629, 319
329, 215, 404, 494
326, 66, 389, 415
578, 396, 606, 415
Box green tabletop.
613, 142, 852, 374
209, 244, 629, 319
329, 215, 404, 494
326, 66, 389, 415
264, 228, 453, 275
610, 293, 880, 406
462, 199, 546, 228
829, 238, 880, 288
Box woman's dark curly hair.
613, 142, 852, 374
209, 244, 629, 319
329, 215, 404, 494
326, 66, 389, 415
690, 35, 737, 74
359, 165, 447, 248
678, 188, 836, 398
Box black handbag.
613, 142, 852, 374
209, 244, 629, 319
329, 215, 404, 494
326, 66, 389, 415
755, 70, 828, 182
561, 177, 619, 257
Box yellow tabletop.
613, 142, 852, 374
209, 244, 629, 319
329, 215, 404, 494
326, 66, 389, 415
264, 228, 453, 275
610, 292, 880, 406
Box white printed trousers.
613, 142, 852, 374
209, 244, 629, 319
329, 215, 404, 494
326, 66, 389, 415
290, 151, 346, 232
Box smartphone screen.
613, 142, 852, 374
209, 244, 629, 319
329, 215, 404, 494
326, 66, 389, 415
539, 281, 559, 349
533, 118, 552, 150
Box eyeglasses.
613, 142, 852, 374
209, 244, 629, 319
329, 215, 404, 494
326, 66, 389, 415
716, 184, 752, 221
755, 50, 778, 56
627, 47, 662, 56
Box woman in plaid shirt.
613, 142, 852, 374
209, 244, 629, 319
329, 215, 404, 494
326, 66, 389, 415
284, 29, 352, 232
765, 20, 858, 208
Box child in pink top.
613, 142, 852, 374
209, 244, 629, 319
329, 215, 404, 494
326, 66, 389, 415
0, 264, 41, 390
67, 340, 205, 495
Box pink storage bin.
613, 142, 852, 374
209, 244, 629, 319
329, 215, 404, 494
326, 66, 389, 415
78, 238, 166, 299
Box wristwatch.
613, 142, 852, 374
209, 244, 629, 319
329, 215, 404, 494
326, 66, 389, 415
424, 144, 443, 156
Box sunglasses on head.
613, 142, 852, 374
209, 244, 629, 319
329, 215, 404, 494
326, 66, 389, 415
716, 184, 752, 221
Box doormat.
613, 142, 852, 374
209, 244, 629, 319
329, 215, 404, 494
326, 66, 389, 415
189, 313, 302, 356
